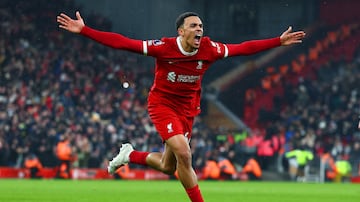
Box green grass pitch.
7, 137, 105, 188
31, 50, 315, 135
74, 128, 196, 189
0, 179, 359, 202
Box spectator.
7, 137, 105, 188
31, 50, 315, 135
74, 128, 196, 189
349, 141, 360, 176
0, 137, 9, 166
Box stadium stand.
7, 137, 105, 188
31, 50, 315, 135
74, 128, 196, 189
0, 0, 359, 182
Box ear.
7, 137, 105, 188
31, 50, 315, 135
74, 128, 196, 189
177, 28, 184, 36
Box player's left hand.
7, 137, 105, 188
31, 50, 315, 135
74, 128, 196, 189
57, 11, 85, 34
280, 26, 306, 46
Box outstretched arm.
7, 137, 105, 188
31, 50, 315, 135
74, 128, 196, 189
57, 11, 143, 53
226, 26, 305, 57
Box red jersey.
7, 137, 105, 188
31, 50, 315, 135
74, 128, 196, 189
145, 36, 226, 116
80, 26, 281, 116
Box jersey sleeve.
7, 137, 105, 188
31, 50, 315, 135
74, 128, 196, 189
80, 26, 143, 54
142, 38, 168, 58
184, 37, 228, 61
208, 39, 229, 60
226, 37, 281, 57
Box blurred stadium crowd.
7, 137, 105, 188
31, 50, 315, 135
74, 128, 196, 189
0, 0, 359, 180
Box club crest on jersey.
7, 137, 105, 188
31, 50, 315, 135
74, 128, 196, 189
148, 40, 164, 46
196, 60, 203, 69
167, 123, 173, 133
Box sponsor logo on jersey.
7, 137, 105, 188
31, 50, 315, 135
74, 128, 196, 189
167, 72, 200, 83
167, 72, 176, 82
210, 41, 221, 53
177, 75, 200, 83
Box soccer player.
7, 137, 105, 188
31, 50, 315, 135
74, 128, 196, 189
57, 11, 305, 202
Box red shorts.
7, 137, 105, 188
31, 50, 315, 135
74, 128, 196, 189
148, 104, 194, 142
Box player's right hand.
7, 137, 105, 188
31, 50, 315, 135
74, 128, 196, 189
57, 11, 85, 33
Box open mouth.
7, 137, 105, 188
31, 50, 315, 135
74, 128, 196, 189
194, 34, 202, 45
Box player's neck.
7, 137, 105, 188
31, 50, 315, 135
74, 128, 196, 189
179, 36, 195, 52
177, 36, 198, 56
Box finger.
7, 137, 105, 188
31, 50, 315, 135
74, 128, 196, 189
291, 31, 303, 35
60, 13, 72, 21
58, 25, 68, 30
292, 40, 303, 44
57, 19, 66, 26
56, 16, 66, 23
57, 17, 68, 26
291, 33, 305, 40
293, 31, 306, 36
285, 26, 292, 34
293, 33, 303, 38
76, 11, 82, 20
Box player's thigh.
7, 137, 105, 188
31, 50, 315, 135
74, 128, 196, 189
165, 134, 192, 163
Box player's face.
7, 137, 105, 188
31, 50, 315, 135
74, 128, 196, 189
178, 16, 203, 52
